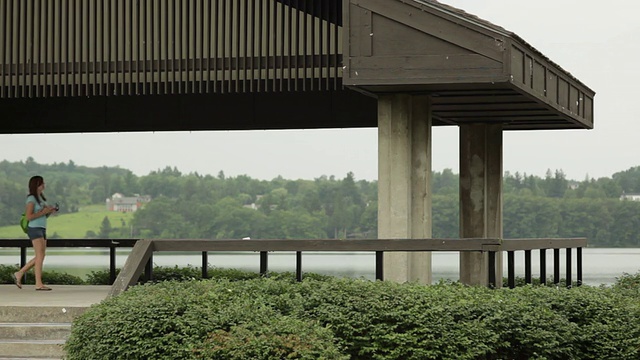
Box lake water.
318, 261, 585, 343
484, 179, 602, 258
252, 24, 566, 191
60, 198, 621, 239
1, 248, 639, 286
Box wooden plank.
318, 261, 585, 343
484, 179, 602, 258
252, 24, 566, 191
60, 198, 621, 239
584, 96, 593, 126
502, 238, 587, 251
350, 54, 502, 82
359, 5, 371, 57
433, 95, 528, 105
511, 47, 524, 84
347, 3, 361, 58
532, 61, 545, 96
108, 239, 153, 297
434, 102, 542, 112
355, 0, 505, 62
524, 54, 533, 88
353, 53, 500, 71
558, 77, 569, 109
569, 85, 580, 115
435, 109, 550, 118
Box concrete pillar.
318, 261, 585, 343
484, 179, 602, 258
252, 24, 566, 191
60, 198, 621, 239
378, 94, 432, 284
459, 123, 503, 287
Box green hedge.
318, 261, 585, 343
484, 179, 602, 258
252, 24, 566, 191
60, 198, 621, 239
2, 263, 331, 285
65, 277, 640, 360
0, 264, 85, 285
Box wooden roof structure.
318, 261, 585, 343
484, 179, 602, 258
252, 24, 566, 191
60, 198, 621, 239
0, 0, 594, 134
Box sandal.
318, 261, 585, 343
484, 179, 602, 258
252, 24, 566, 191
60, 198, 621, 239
35, 286, 52, 291
11, 273, 22, 289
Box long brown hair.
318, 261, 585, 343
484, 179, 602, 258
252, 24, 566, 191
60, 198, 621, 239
28, 176, 47, 204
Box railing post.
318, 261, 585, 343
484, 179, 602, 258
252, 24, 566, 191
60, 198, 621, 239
201, 251, 208, 279
260, 251, 268, 276
577, 247, 583, 286
20, 246, 27, 283
540, 249, 547, 285
109, 246, 116, 285
488, 251, 496, 288
566, 248, 572, 288
296, 251, 302, 282
524, 250, 532, 284
143, 254, 153, 282
375, 251, 383, 281
553, 249, 560, 284
507, 251, 515, 289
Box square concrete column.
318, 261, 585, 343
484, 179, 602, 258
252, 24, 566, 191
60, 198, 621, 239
378, 94, 432, 284
459, 123, 503, 287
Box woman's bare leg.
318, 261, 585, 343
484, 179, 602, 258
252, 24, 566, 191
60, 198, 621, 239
17, 257, 36, 276
31, 238, 47, 288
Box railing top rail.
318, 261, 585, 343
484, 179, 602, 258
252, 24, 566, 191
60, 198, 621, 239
0, 237, 588, 252
0, 239, 139, 247
150, 238, 502, 252
502, 238, 588, 251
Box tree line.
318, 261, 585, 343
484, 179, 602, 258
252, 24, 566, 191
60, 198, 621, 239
2, 158, 640, 247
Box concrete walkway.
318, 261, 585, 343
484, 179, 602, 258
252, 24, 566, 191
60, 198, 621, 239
0, 285, 110, 307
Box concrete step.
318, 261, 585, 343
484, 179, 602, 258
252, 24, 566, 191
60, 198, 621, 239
0, 308, 82, 358
0, 307, 86, 323
0, 339, 65, 358
0, 324, 71, 341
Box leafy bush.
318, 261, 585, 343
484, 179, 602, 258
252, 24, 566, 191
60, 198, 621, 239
41, 271, 86, 285
611, 271, 640, 298
197, 315, 347, 359
0, 264, 20, 284
85, 268, 121, 285
85, 265, 264, 285
65, 277, 640, 360
0, 264, 85, 285
65, 280, 346, 359
84, 266, 333, 285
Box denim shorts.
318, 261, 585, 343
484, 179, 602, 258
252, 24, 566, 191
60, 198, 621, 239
27, 227, 47, 240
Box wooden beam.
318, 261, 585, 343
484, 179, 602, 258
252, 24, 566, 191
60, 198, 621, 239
501, 238, 587, 251
150, 238, 502, 252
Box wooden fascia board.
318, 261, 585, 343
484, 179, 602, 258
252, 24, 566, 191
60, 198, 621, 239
347, 53, 504, 85
509, 82, 593, 129
351, 0, 507, 62
506, 41, 594, 129
509, 35, 595, 97
509, 42, 595, 99
346, 74, 511, 87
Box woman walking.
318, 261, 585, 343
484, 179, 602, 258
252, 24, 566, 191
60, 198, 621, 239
12, 176, 57, 291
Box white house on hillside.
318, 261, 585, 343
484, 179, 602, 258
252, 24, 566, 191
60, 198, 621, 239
106, 193, 152, 212
620, 193, 640, 201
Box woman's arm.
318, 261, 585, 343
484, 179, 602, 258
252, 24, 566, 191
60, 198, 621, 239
26, 201, 52, 221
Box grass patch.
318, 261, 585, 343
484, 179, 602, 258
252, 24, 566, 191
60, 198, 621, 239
0, 204, 134, 239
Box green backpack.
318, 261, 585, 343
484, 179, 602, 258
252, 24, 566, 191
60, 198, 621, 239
20, 213, 29, 234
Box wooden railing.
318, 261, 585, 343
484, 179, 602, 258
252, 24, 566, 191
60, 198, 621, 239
0, 237, 587, 296
1, 239, 138, 285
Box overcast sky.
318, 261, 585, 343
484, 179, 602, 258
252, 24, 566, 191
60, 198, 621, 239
0, 0, 636, 182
